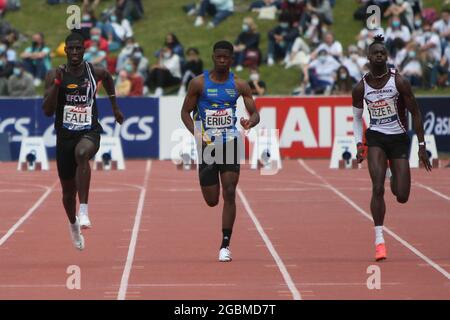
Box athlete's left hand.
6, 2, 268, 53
418, 145, 432, 172
240, 117, 253, 130
114, 108, 124, 125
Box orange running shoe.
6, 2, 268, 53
375, 243, 387, 261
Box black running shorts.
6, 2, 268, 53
56, 131, 100, 180
198, 138, 241, 187
365, 129, 410, 160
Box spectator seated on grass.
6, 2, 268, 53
432, 8, 450, 54
267, 12, 299, 66
302, 49, 340, 95
332, 65, 353, 95
127, 60, 144, 96
178, 47, 203, 96
115, 69, 132, 97
341, 45, 366, 83
8, 62, 35, 97
85, 27, 109, 52
84, 39, 107, 68
233, 17, 261, 72
155, 33, 185, 63
248, 67, 266, 96
416, 20, 441, 89
193, 0, 234, 29
147, 46, 181, 97
280, 0, 306, 28
284, 35, 310, 69
384, 0, 415, 31
117, 36, 138, 71
101, 9, 133, 52
20, 32, 51, 87
0, 47, 12, 95
311, 31, 343, 62
385, 15, 411, 57
398, 44, 423, 88
80, 7, 98, 40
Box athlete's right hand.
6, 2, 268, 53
356, 143, 365, 163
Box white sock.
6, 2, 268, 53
79, 204, 88, 216
375, 226, 384, 245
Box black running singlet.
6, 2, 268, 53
55, 62, 102, 137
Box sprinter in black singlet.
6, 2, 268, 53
42, 32, 124, 250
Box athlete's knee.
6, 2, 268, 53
205, 197, 219, 207
396, 194, 409, 204
372, 184, 385, 197
222, 185, 236, 202
75, 147, 91, 164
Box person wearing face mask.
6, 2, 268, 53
416, 20, 441, 89
233, 17, 260, 72
147, 46, 181, 97
385, 15, 411, 57
302, 49, 340, 95
85, 28, 109, 53
115, 69, 131, 97
399, 45, 423, 88
248, 68, 266, 96
432, 8, 450, 55
267, 12, 299, 66
117, 36, 138, 71
84, 40, 107, 68
127, 60, 144, 96
7, 62, 35, 97
102, 10, 133, 52
342, 45, 366, 82
384, 0, 414, 31
80, 9, 97, 40
194, 0, 235, 28
129, 47, 149, 81
20, 33, 51, 87
333, 66, 353, 95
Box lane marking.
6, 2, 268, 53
0, 180, 58, 247
117, 160, 152, 300
237, 187, 302, 300
414, 182, 450, 201
298, 160, 450, 280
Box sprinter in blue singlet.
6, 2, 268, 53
181, 41, 260, 262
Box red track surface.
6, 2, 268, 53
0, 159, 449, 299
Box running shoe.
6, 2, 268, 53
219, 247, 232, 262
69, 217, 85, 250
79, 213, 92, 229
375, 243, 387, 261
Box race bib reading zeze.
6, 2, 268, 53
63, 105, 92, 131
368, 99, 398, 126
205, 108, 233, 129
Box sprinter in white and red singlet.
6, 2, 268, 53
352, 35, 431, 262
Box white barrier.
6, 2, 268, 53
17, 137, 49, 171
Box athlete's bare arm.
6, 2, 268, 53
352, 80, 365, 162
235, 78, 260, 130
42, 66, 64, 116
93, 66, 124, 124
181, 75, 203, 136
395, 74, 432, 171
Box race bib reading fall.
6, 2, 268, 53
63, 105, 92, 131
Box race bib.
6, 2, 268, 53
368, 99, 398, 125
63, 105, 92, 131
205, 108, 233, 129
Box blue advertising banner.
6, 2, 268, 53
0, 97, 159, 160
416, 97, 450, 153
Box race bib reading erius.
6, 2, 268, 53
367, 99, 398, 126
63, 105, 92, 131
205, 108, 233, 129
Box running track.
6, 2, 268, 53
0, 160, 449, 299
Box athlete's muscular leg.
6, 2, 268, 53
368, 147, 388, 226
61, 179, 77, 224
220, 171, 239, 230
201, 184, 220, 207
389, 158, 411, 204
74, 138, 97, 204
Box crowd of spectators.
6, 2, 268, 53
1, 0, 450, 97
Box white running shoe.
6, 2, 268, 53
79, 213, 92, 229
194, 16, 204, 27
219, 247, 232, 262
69, 217, 85, 250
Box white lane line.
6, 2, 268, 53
298, 159, 450, 280
414, 182, 450, 201
0, 180, 58, 247
237, 187, 302, 300
117, 160, 152, 300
